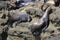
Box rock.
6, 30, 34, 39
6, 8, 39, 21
26, 8, 43, 18
50, 7, 60, 27
0, 1, 60, 40
46, 35, 60, 40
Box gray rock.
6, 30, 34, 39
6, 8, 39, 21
46, 35, 60, 40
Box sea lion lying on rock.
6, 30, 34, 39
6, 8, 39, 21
1, 12, 32, 28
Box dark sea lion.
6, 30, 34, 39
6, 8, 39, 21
29, 6, 52, 40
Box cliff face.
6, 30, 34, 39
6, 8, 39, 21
0, 0, 60, 40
